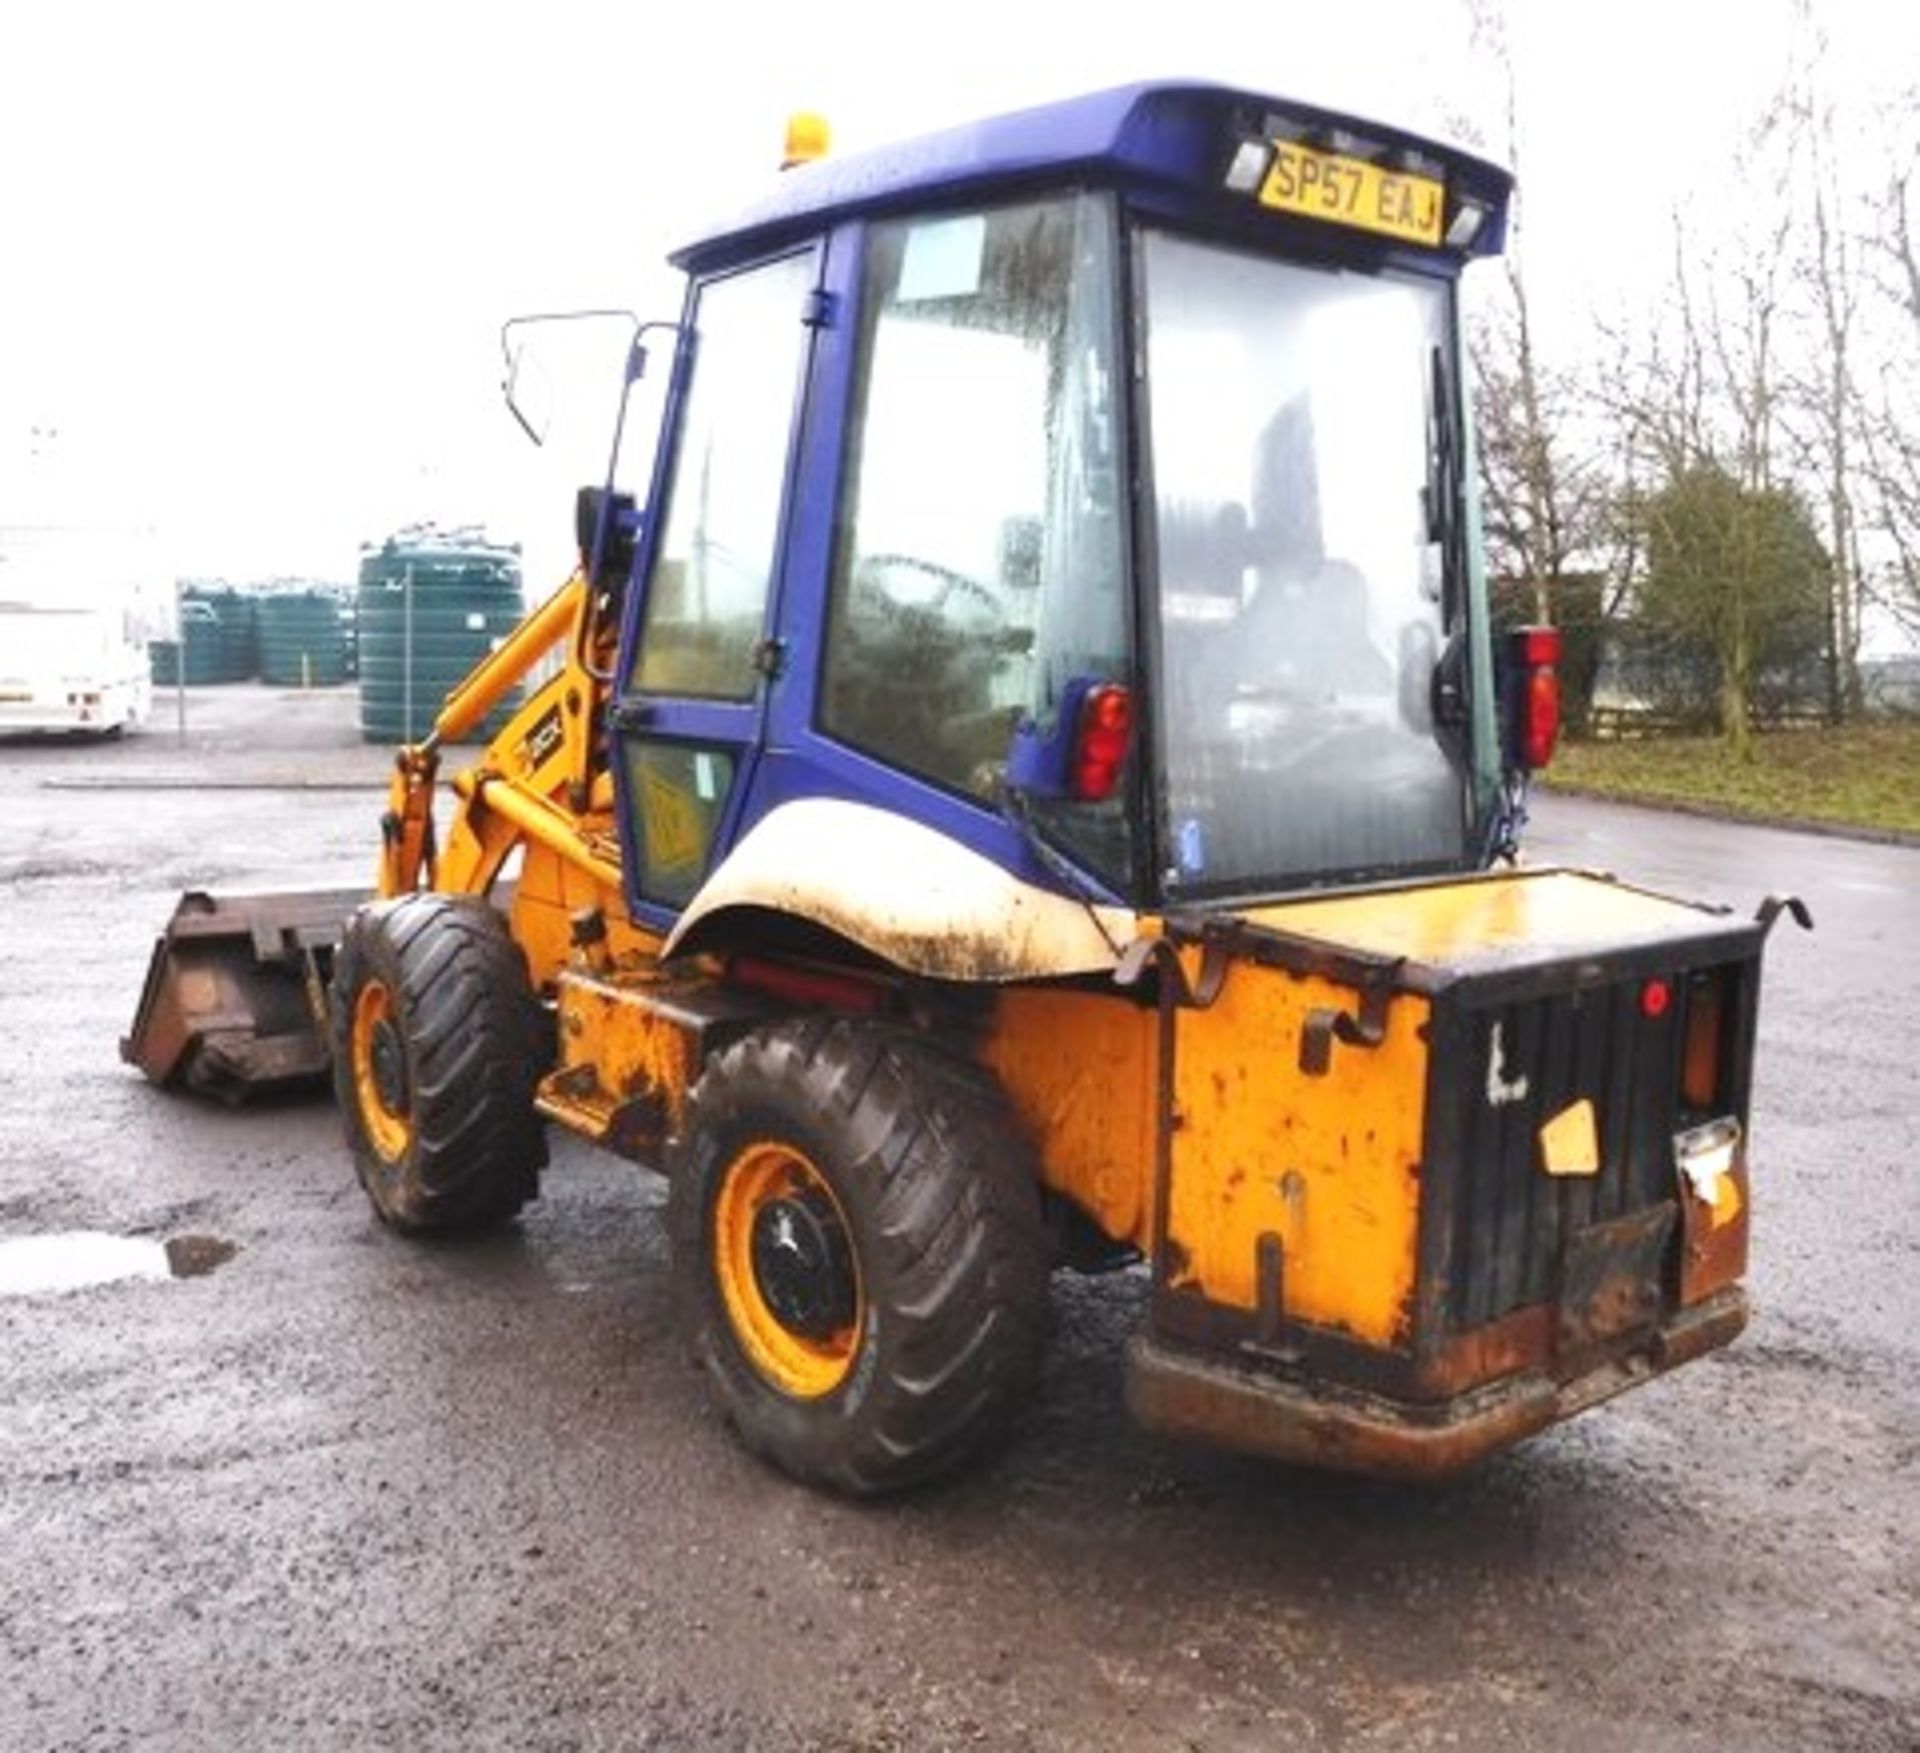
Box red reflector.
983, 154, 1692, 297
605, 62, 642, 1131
1517, 626, 1562, 666
1071, 684, 1133, 802
1520, 664, 1560, 769
1640, 979, 1672, 1020
1087, 687, 1130, 735
726, 955, 886, 1015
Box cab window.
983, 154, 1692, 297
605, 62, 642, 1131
819, 195, 1131, 883
630, 252, 816, 699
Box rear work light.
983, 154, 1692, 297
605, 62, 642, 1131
1006, 675, 1135, 805
1071, 684, 1133, 802
1505, 625, 1562, 772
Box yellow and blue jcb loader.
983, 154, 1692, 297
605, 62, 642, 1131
126, 83, 1808, 1494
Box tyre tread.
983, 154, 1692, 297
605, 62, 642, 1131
330, 893, 549, 1233
669, 1018, 1048, 1495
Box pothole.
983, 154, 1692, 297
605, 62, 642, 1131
164, 1233, 238, 1277
0, 1231, 238, 1297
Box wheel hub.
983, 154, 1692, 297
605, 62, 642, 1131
368, 1018, 408, 1115
750, 1193, 856, 1340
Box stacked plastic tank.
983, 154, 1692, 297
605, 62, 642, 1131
257, 588, 352, 686
357, 530, 524, 744
149, 585, 257, 684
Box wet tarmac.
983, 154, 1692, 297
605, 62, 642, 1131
1, 688, 1915, 1751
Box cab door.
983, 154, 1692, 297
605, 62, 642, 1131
612, 247, 822, 922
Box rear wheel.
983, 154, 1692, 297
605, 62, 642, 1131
669, 1019, 1049, 1495
329, 893, 548, 1233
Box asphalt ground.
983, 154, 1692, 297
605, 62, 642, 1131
1, 687, 1915, 1751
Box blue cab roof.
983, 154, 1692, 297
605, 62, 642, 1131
674, 80, 1513, 272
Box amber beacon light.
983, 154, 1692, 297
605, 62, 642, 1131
781, 112, 831, 169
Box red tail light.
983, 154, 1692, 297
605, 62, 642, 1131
1510, 625, 1562, 771
726, 955, 886, 1015
1071, 684, 1133, 801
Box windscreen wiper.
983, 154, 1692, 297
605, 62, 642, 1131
1424, 344, 1470, 739
1426, 343, 1464, 629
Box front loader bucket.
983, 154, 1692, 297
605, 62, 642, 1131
121, 888, 367, 1103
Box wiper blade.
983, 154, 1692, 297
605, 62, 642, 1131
1426, 344, 1464, 627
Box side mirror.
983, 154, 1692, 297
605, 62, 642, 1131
498, 308, 646, 450
503, 343, 554, 447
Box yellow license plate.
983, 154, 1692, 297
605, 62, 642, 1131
1259, 141, 1444, 247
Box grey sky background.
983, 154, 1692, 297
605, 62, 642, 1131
3, 0, 1914, 606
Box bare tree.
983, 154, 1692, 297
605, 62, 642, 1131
1591, 218, 1716, 484
1472, 263, 1606, 616
1593, 101, 1833, 753
1857, 127, 1920, 644
1459, 0, 1620, 731
1763, 13, 1871, 720
1798, 125, 1867, 714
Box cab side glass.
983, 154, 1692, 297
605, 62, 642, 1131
820, 194, 1133, 888
631, 253, 817, 699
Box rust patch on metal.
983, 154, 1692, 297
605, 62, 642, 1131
1413, 1303, 1553, 1397
1680, 1161, 1750, 1305
1556, 1204, 1675, 1355
1126, 1284, 1748, 1479
1126, 1333, 1557, 1478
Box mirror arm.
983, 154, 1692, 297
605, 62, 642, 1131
506, 394, 546, 449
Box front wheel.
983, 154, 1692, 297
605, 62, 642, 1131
329, 893, 549, 1233
668, 1019, 1049, 1495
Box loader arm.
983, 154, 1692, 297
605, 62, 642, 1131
126, 567, 626, 1100
378, 571, 604, 898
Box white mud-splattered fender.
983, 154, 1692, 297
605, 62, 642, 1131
662, 799, 1136, 981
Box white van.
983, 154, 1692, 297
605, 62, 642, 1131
0, 589, 152, 735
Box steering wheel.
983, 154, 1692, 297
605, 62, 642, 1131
854, 552, 1005, 627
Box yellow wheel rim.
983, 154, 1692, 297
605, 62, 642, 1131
712, 1141, 862, 1399
350, 978, 413, 1161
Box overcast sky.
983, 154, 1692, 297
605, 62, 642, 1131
3, 0, 1915, 596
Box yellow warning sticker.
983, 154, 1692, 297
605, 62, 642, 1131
641, 765, 707, 874
1539, 1097, 1600, 1177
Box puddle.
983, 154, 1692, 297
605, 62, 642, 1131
0, 1231, 237, 1298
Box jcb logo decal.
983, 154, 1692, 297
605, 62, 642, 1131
520, 705, 565, 773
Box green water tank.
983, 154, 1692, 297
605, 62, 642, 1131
257, 590, 351, 686
357, 536, 525, 744
150, 595, 228, 684
190, 585, 255, 682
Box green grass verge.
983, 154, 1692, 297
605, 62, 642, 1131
1543, 721, 1920, 837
